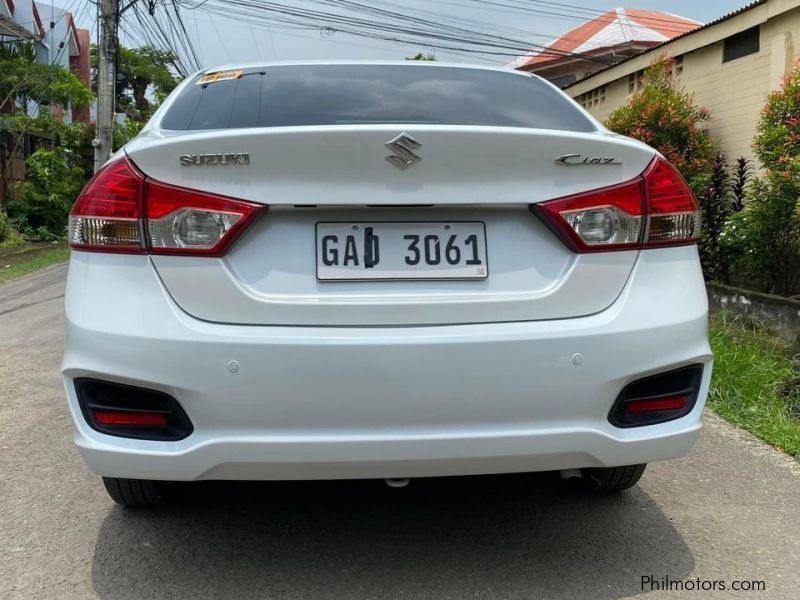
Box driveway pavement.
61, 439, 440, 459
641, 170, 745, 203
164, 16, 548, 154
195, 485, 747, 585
2, 264, 799, 599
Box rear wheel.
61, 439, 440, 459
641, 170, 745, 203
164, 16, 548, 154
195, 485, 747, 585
582, 464, 646, 492
102, 477, 162, 507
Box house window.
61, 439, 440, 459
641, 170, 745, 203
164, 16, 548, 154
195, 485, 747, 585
576, 86, 606, 109
723, 26, 760, 63
597, 85, 606, 105
628, 71, 644, 94
673, 56, 684, 76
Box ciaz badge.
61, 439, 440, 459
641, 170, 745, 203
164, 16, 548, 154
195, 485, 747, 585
555, 154, 622, 166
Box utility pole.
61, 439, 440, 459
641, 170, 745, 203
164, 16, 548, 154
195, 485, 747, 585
93, 0, 119, 172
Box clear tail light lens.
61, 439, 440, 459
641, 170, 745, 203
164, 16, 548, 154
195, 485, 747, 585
644, 157, 702, 246
69, 156, 265, 256
146, 180, 261, 255
532, 155, 700, 253
534, 179, 645, 252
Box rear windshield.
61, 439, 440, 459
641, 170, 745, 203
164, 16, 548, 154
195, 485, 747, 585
160, 64, 596, 132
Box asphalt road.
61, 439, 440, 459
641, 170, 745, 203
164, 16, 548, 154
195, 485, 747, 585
2, 264, 800, 599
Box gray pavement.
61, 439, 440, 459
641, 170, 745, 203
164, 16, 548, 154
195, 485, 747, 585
1, 264, 799, 599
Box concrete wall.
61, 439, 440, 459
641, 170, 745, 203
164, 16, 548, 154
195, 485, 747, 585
568, 0, 800, 168
708, 283, 800, 344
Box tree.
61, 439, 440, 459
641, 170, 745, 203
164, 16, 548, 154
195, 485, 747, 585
0, 41, 93, 209
604, 56, 714, 191
406, 53, 436, 61
0, 42, 92, 116
92, 44, 181, 122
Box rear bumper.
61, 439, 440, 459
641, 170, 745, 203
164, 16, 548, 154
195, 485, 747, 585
68, 425, 703, 481
62, 246, 712, 481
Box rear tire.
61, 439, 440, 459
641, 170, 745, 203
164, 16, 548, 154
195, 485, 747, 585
582, 464, 646, 492
102, 477, 162, 507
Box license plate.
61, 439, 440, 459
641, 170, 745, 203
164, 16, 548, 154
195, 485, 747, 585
315, 222, 488, 280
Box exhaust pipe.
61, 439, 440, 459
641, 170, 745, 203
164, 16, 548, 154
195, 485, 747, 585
384, 478, 410, 488
559, 469, 583, 480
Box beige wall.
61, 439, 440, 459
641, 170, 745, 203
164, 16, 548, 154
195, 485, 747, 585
568, 1, 800, 170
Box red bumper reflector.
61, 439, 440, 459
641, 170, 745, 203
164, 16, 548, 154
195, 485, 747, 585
625, 396, 688, 414
94, 411, 168, 427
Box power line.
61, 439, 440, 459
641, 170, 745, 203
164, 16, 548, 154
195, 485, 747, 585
180, 0, 615, 64
190, 11, 497, 65
465, 0, 700, 34
169, 1, 201, 69
124, 0, 198, 75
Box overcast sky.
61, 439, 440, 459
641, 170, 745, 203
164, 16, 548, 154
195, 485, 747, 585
57, 0, 744, 70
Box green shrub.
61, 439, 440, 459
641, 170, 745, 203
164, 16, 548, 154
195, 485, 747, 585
754, 65, 800, 171
0, 209, 13, 243
605, 56, 714, 190
697, 154, 751, 283
721, 61, 800, 295
721, 167, 800, 295
7, 149, 85, 240
731, 157, 752, 213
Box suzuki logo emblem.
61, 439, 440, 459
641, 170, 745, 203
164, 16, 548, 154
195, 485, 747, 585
385, 133, 422, 170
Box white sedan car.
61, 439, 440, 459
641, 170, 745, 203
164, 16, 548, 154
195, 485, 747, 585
62, 62, 711, 507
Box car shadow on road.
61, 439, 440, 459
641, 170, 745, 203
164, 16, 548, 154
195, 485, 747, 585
90, 473, 693, 599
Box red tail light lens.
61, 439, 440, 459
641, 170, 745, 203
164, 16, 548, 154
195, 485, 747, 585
624, 396, 688, 414
532, 155, 700, 252
69, 156, 265, 256
94, 411, 168, 427
69, 159, 145, 253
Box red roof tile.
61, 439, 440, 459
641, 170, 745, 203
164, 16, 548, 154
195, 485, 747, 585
512, 8, 701, 71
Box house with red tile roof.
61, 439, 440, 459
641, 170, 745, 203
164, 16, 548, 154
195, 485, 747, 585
510, 7, 701, 87
565, 0, 797, 170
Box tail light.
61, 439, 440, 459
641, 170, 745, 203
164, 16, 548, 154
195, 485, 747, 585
531, 155, 700, 252
68, 159, 146, 253
69, 156, 264, 256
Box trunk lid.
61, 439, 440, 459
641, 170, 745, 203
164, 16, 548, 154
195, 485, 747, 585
126, 126, 654, 326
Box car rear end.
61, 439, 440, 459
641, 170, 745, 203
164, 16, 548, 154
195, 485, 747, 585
61, 63, 711, 492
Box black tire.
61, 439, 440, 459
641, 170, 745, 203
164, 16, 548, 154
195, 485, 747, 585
102, 477, 162, 507
582, 464, 647, 492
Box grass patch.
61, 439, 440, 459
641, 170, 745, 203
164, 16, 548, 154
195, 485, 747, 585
709, 314, 800, 459
0, 246, 70, 283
